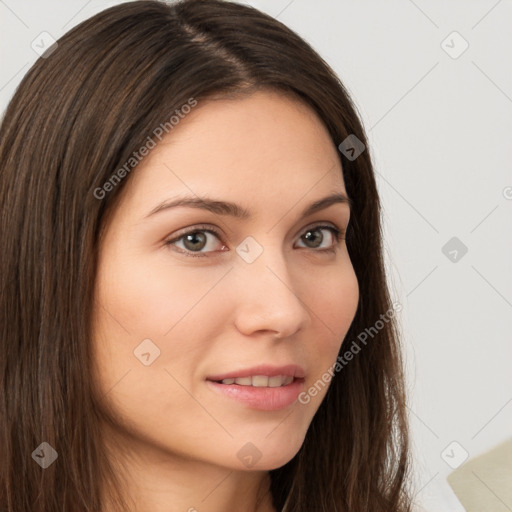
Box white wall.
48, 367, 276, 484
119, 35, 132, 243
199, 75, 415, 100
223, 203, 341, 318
1, 1, 511, 510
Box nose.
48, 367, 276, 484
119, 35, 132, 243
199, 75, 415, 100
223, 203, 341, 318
232, 244, 311, 339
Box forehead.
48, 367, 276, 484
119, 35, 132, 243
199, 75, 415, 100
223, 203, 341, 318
117, 90, 346, 216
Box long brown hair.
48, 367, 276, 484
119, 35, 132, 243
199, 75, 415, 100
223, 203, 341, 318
0, 1, 413, 510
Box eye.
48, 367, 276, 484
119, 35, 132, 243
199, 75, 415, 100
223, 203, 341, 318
296, 224, 345, 253
164, 223, 345, 258
164, 224, 226, 257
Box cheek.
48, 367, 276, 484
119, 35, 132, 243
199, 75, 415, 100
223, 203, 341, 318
90, 254, 224, 453
310, 258, 359, 343
300, 260, 359, 399
94, 246, 229, 338
90, 247, 231, 406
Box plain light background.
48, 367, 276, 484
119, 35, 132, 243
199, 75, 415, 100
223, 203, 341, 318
1, 1, 511, 511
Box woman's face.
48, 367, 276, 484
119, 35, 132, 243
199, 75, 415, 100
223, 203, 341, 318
91, 89, 359, 472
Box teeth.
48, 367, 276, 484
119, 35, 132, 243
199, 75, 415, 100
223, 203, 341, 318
282, 375, 294, 386
268, 375, 283, 387
234, 377, 252, 386
251, 375, 269, 387
220, 375, 294, 387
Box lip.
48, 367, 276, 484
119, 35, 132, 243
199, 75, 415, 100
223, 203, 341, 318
205, 364, 306, 382
206, 378, 305, 411
205, 364, 306, 411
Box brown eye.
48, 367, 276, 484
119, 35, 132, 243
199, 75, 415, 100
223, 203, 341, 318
296, 225, 344, 252
180, 231, 208, 252
164, 225, 226, 258
164, 223, 345, 258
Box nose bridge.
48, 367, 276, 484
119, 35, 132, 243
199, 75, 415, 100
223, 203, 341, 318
233, 236, 309, 336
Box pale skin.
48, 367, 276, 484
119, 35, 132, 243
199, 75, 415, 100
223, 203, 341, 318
91, 89, 359, 512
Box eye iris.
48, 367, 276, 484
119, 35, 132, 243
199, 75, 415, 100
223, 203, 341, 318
303, 228, 323, 248
184, 231, 207, 251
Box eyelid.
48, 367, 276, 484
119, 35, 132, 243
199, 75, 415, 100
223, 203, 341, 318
164, 221, 346, 257
165, 223, 224, 245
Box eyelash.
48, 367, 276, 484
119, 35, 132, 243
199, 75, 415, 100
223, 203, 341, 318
164, 223, 346, 258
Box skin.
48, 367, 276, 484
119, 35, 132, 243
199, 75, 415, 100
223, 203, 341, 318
91, 89, 359, 512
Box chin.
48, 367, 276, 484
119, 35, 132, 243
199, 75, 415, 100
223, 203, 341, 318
226, 432, 306, 472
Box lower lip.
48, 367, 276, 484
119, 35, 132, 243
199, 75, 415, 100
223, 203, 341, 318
206, 378, 305, 411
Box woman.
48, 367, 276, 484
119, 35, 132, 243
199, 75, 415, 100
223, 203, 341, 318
0, 0, 413, 510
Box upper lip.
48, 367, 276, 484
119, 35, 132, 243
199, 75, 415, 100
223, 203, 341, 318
206, 364, 305, 382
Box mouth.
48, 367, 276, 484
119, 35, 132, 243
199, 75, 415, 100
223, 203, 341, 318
205, 364, 306, 411
209, 375, 297, 387
206, 363, 305, 383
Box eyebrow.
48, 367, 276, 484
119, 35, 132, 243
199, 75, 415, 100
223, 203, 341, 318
145, 192, 352, 220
